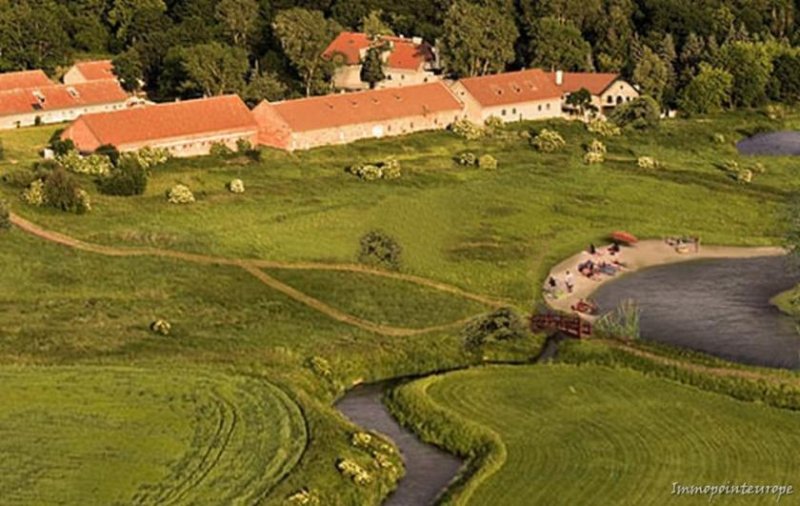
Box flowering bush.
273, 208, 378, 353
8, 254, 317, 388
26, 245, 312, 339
307, 356, 332, 378
637, 156, 659, 169
583, 139, 606, 164
351, 432, 373, 449
125, 146, 170, 169
587, 118, 621, 137
737, 168, 753, 183
381, 157, 402, 179
478, 154, 498, 170
23, 180, 45, 206
286, 489, 320, 505
451, 119, 485, 140
76, 190, 92, 213
150, 319, 171, 336
456, 152, 478, 166
336, 459, 372, 485
750, 162, 766, 174
531, 129, 566, 153
228, 179, 245, 194
57, 151, 112, 176
167, 184, 195, 204
347, 158, 401, 181
712, 133, 726, 144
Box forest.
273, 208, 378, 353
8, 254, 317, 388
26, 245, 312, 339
2, 0, 800, 112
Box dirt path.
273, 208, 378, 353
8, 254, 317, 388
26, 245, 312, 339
545, 240, 785, 314
10, 213, 497, 336
598, 339, 800, 387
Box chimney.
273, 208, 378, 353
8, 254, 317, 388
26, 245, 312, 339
555, 70, 564, 86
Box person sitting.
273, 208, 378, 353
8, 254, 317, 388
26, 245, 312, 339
589, 243, 597, 255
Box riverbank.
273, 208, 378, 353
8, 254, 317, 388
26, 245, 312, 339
772, 285, 800, 316
545, 240, 785, 315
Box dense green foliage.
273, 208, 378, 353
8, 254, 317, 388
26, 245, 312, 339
97, 157, 148, 196
358, 230, 402, 270
462, 308, 526, 349
389, 364, 800, 505
0, 200, 9, 229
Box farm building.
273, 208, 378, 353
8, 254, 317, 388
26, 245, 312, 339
61, 95, 258, 157
0, 70, 53, 92
449, 69, 563, 124
63, 60, 116, 85
253, 82, 464, 151
0, 79, 129, 130
323, 32, 439, 91
547, 71, 640, 113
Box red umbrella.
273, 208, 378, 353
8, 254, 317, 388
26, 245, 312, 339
611, 231, 638, 244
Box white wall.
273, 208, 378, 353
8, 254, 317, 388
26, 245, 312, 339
0, 102, 127, 130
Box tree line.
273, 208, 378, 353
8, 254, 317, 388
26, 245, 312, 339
2, 0, 800, 112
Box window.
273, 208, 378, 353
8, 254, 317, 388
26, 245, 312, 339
538, 105, 542, 111
401, 75, 405, 80
546, 103, 551, 110
410, 122, 414, 128
607, 96, 613, 104
501, 109, 506, 116
512, 108, 517, 114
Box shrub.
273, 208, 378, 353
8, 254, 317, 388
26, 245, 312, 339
456, 152, 478, 166
764, 104, 785, 120
97, 158, 148, 196
22, 180, 46, 206
150, 319, 171, 336
210, 142, 234, 157
2, 169, 39, 189
347, 158, 401, 181
750, 162, 766, 174
358, 230, 402, 270
125, 146, 171, 169
167, 184, 195, 204
722, 160, 740, 173
531, 129, 566, 153
95, 144, 120, 166
712, 133, 727, 144
57, 151, 112, 176
351, 432, 373, 449
381, 157, 402, 180
286, 489, 320, 505
463, 307, 527, 348
0, 200, 10, 229
609, 96, 660, 130
586, 118, 621, 137
43, 169, 90, 213
595, 299, 640, 340
227, 178, 245, 194
50, 138, 75, 156
307, 356, 332, 379
737, 168, 753, 183
451, 119, 485, 140
336, 458, 372, 485
478, 154, 498, 170
637, 156, 659, 169
236, 138, 252, 153
484, 116, 504, 136
583, 139, 606, 164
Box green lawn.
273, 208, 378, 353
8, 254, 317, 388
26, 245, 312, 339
391, 364, 800, 505
0, 365, 306, 505
772, 285, 800, 316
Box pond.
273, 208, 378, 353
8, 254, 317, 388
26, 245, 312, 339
594, 256, 800, 370
336, 383, 462, 506
736, 131, 800, 155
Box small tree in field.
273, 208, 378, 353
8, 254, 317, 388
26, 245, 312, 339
531, 129, 566, 152
358, 230, 402, 270
360, 46, 385, 89
566, 87, 592, 115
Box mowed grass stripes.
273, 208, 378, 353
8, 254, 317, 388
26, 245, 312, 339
0, 366, 306, 505
395, 364, 800, 505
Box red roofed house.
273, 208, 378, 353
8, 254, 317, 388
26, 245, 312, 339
0, 70, 54, 92
62, 95, 258, 157
0, 79, 130, 130
253, 82, 464, 151
547, 71, 639, 114
323, 32, 439, 91
449, 69, 563, 124
64, 60, 116, 85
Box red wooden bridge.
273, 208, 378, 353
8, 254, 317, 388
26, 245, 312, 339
530, 312, 593, 339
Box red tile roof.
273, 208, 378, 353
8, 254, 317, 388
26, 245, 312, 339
0, 70, 53, 92
457, 69, 562, 107
323, 32, 434, 70
547, 72, 621, 95
253, 82, 462, 133
63, 95, 257, 150
0, 80, 128, 117
72, 60, 115, 81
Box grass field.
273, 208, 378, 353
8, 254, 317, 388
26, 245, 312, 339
0, 365, 306, 505
2, 110, 800, 503
391, 364, 800, 505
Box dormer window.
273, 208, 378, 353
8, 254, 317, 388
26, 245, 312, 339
67, 87, 79, 98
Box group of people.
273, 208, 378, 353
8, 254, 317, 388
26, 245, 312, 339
666, 235, 701, 253
545, 242, 626, 298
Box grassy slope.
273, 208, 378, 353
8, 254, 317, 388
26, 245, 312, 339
771, 285, 799, 316
0, 366, 306, 505
394, 364, 800, 505
1, 111, 799, 503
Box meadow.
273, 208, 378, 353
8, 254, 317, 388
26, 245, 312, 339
1, 109, 800, 504
389, 364, 800, 505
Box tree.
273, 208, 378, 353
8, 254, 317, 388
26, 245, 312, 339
361, 10, 393, 38
678, 63, 733, 114
177, 43, 249, 97
215, 0, 259, 47
770, 51, 800, 103
566, 88, 593, 115
440, 1, 518, 77
0, 0, 71, 72
360, 46, 385, 88
633, 46, 669, 104
108, 0, 166, 42
594, 0, 635, 72
527, 17, 592, 71
678, 32, 706, 86
243, 71, 288, 106
718, 41, 773, 107
609, 96, 660, 130
112, 49, 144, 93
273, 8, 342, 96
